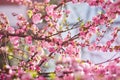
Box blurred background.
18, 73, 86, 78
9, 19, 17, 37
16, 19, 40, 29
1, 0, 120, 72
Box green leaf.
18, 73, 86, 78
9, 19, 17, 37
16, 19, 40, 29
23, 54, 28, 59
7, 46, 13, 53
8, 52, 13, 60
80, 22, 84, 26
24, 45, 29, 51
27, 10, 33, 18
48, 73, 56, 80
77, 17, 81, 21
8, 55, 13, 60
59, 25, 63, 31
27, 70, 38, 78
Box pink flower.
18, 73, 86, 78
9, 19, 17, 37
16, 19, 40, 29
106, 62, 117, 74
35, 76, 46, 80
45, 16, 50, 21
89, 27, 96, 33
63, 10, 70, 14
45, 4, 62, 20
55, 65, 64, 77
53, 38, 63, 45
0, 35, 3, 39
32, 13, 41, 24
46, 5, 57, 15
101, 46, 107, 52
105, 74, 116, 80
31, 24, 39, 34
49, 47, 56, 52
88, 43, 96, 51
10, 36, 19, 48
66, 44, 75, 54
106, 41, 112, 47
72, 0, 78, 3
44, 0, 50, 3
63, 74, 74, 80
6, 26, 15, 34
21, 73, 32, 80
41, 41, 51, 49
16, 29, 24, 34
25, 36, 32, 44
29, 46, 36, 53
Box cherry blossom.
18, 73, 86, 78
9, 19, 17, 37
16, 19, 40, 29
1, 0, 120, 80
32, 13, 42, 24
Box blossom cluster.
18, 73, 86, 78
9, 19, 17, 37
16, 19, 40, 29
0, 0, 120, 80
0, 57, 120, 80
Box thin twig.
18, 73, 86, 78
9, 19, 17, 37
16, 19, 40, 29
62, 33, 79, 45
38, 48, 61, 66
46, 21, 82, 38
26, 52, 38, 63
38, 71, 73, 77
95, 56, 120, 65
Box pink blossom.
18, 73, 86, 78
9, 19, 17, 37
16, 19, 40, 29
53, 38, 63, 45
105, 74, 116, 80
31, 24, 39, 34
55, 65, 64, 77
66, 44, 75, 54
0, 35, 3, 39
49, 47, 56, 52
32, 13, 41, 24
35, 76, 46, 80
16, 29, 24, 34
41, 41, 51, 49
72, 0, 78, 3
88, 43, 96, 51
46, 5, 57, 16
63, 10, 70, 14
6, 26, 15, 34
106, 41, 112, 47
101, 46, 107, 52
25, 36, 32, 44
2, 0, 120, 80
29, 46, 36, 55
89, 27, 96, 33
44, 0, 50, 3
63, 74, 74, 80
10, 36, 19, 48
45, 16, 50, 21
21, 73, 32, 80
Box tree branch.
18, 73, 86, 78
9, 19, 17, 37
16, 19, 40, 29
95, 55, 120, 65
46, 20, 82, 38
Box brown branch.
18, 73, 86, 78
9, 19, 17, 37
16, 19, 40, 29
38, 48, 61, 66
38, 52, 55, 66
0, 21, 82, 46
46, 21, 82, 38
96, 25, 111, 44
0, 30, 51, 42
26, 52, 38, 63
38, 71, 73, 77
95, 55, 120, 65
62, 33, 79, 45
38, 33, 80, 66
